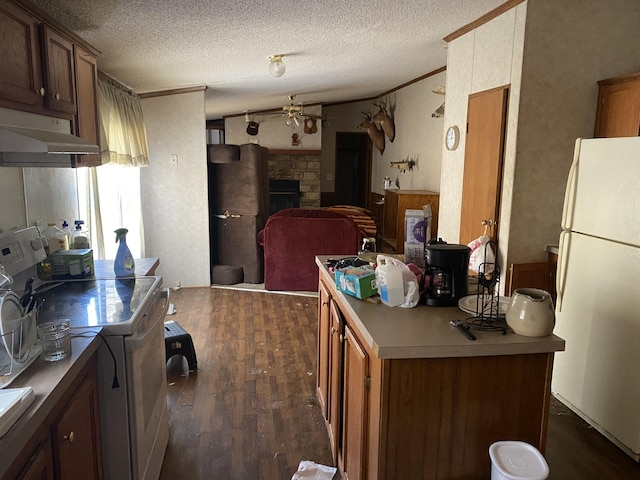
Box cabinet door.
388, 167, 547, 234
52, 373, 102, 480
327, 300, 344, 462
341, 325, 368, 480
594, 80, 640, 137
42, 25, 77, 114
0, 0, 43, 107
73, 45, 101, 167
16, 439, 55, 480
317, 279, 331, 420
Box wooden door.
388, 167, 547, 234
459, 86, 509, 245
0, 0, 43, 107
42, 25, 77, 114
317, 280, 331, 421
341, 325, 368, 480
594, 77, 640, 137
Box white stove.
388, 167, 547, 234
0, 227, 169, 480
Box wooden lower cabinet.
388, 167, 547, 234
318, 277, 554, 480
52, 372, 102, 480
340, 325, 368, 480
317, 279, 331, 420
17, 439, 55, 480
6, 354, 103, 480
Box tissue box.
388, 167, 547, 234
50, 249, 94, 279
404, 209, 426, 244
335, 266, 377, 299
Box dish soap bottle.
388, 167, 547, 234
114, 228, 135, 277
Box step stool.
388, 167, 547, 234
164, 320, 198, 371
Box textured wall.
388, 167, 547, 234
509, 0, 640, 263
438, 2, 526, 266
322, 70, 446, 197
440, 0, 640, 274
0, 168, 27, 233
0, 167, 80, 236
141, 91, 210, 287
224, 105, 322, 149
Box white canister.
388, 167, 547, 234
375, 256, 404, 307
506, 288, 555, 337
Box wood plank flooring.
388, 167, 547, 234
159, 287, 640, 480
159, 287, 334, 480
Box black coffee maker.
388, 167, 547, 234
422, 241, 471, 306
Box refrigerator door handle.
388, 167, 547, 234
561, 138, 583, 230
556, 230, 570, 312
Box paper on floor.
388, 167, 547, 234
291, 460, 337, 480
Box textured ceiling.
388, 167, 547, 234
30, 0, 508, 119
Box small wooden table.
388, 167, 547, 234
93, 257, 159, 278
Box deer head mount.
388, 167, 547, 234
358, 111, 385, 154
372, 98, 395, 142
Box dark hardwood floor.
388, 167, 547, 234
159, 287, 640, 480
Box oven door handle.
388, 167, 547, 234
127, 288, 170, 348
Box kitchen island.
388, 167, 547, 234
315, 256, 565, 480
0, 334, 103, 480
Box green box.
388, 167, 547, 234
50, 249, 94, 279
335, 266, 377, 299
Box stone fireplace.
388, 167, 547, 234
267, 151, 321, 210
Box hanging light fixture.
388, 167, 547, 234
268, 55, 285, 77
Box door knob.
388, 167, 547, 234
63, 431, 75, 443
55, 92, 61, 100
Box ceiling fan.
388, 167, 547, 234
259, 95, 324, 127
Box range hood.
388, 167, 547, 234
0, 107, 99, 167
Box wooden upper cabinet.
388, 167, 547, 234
594, 73, 640, 138
42, 25, 76, 114
0, 0, 43, 107
73, 44, 101, 167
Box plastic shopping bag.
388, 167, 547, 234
467, 235, 495, 275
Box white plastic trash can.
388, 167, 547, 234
489, 441, 549, 480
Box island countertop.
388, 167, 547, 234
316, 256, 565, 359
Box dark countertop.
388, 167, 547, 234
93, 257, 159, 278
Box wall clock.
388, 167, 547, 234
445, 125, 460, 151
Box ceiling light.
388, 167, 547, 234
268, 55, 285, 77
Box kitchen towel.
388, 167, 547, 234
291, 460, 337, 480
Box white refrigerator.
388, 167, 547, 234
552, 136, 640, 461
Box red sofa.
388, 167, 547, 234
257, 208, 361, 291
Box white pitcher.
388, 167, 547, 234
506, 288, 555, 337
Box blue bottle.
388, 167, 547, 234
114, 228, 135, 277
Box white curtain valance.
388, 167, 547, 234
98, 79, 149, 167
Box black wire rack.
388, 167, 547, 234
465, 240, 509, 333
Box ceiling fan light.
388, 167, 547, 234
268, 55, 285, 77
